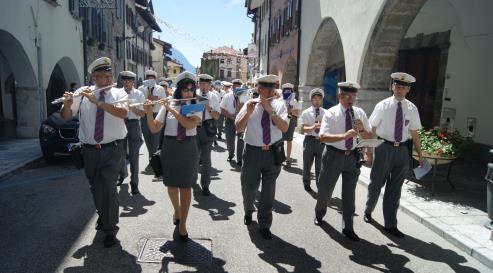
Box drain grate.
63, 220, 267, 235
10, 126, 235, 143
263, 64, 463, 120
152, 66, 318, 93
137, 238, 212, 265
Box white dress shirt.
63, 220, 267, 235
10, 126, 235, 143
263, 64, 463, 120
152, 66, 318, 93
70, 86, 128, 145
197, 89, 221, 120
155, 103, 203, 136
319, 104, 370, 150
138, 85, 167, 113
220, 92, 237, 117
124, 88, 145, 120
237, 99, 289, 147
369, 96, 422, 142
301, 106, 326, 137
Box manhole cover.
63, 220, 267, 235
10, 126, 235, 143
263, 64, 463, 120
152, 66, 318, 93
137, 238, 212, 265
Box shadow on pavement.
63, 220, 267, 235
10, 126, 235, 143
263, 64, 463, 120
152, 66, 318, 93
247, 222, 322, 273
319, 221, 413, 272
64, 233, 142, 273
254, 190, 293, 215
118, 184, 156, 217
192, 184, 236, 220
370, 221, 481, 273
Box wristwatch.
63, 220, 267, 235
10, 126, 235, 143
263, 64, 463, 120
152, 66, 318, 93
97, 101, 104, 107
271, 111, 277, 117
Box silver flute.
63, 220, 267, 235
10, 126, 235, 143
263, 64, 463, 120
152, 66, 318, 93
51, 83, 117, 104
348, 106, 366, 166
129, 96, 209, 108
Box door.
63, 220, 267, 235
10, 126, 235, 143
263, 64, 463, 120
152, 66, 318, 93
323, 67, 345, 109
398, 47, 441, 129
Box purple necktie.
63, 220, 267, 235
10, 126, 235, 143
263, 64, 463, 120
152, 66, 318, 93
261, 110, 271, 145
345, 109, 353, 150
394, 102, 403, 142
177, 107, 186, 140
314, 108, 320, 134
94, 90, 105, 143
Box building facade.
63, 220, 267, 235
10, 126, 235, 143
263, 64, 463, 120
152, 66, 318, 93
166, 59, 184, 80
0, 0, 84, 138
201, 46, 248, 83
246, 0, 493, 156
151, 38, 172, 79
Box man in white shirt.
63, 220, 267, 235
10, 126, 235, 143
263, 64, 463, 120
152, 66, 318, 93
300, 88, 326, 192
61, 57, 128, 247
196, 74, 221, 196
117, 71, 145, 195
364, 72, 424, 238
220, 81, 245, 165
138, 70, 167, 162
314, 81, 372, 241
235, 74, 289, 239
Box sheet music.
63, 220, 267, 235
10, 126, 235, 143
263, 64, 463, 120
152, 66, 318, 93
413, 159, 432, 180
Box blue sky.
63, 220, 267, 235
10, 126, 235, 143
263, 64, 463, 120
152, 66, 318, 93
152, 0, 253, 67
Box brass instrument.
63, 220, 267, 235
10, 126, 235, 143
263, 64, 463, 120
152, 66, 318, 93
51, 83, 117, 104
348, 106, 366, 167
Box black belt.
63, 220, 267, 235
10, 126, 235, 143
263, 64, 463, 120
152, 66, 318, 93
246, 141, 282, 151
379, 137, 407, 147
326, 145, 354, 156
83, 139, 121, 150
165, 135, 194, 141
305, 135, 319, 139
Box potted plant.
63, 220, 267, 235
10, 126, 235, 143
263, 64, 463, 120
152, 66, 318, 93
414, 127, 472, 164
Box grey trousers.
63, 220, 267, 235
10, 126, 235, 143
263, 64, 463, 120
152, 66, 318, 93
302, 136, 324, 186
119, 120, 143, 185
141, 112, 159, 159
241, 144, 282, 229
83, 141, 123, 235
217, 114, 225, 137
197, 124, 214, 189
365, 143, 409, 228
315, 146, 360, 231
225, 118, 244, 162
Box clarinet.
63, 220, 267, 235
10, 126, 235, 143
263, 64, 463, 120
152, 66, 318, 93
348, 107, 366, 167
314, 108, 320, 134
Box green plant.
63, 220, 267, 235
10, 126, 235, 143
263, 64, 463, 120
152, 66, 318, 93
417, 128, 472, 157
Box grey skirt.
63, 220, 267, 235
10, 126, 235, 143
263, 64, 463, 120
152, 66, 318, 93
283, 117, 298, 141
161, 136, 199, 188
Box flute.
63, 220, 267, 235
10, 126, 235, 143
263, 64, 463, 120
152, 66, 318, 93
129, 96, 209, 108
348, 106, 366, 167
250, 96, 277, 104
51, 83, 117, 104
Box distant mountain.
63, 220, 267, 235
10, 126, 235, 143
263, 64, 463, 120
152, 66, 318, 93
170, 48, 195, 73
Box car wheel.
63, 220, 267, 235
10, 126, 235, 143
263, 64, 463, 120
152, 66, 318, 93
41, 148, 55, 162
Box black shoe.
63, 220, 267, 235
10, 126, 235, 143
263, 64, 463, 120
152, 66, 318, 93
259, 228, 273, 240
384, 227, 405, 238
214, 140, 218, 146
227, 156, 234, 162
173, 214, 180, 226
117, 176, 125, 186
364, 213, 373, 223
244, 214, 252, 225
103, 234, 117, 247
199, 160, 202, 165
237, 160, 242, 166
285, 159, 291, 168
95, 218, 102, 230
343, 229, 360, 241
130, 185, 140, 195
304, 184, 312, 192
218, 135, 222, 140
314, 217, 323, 226
179, 233, 189, 242
202, 187, 211, 196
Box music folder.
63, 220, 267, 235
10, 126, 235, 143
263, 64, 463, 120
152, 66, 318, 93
355, 139, 384, 148
181, 103, 205, 116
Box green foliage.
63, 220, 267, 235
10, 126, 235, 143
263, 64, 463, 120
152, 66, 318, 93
418, 128, 472, 157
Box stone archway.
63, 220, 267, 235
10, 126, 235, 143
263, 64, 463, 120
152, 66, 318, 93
359, 0, 427, 91
305, 17, 345, 87
46, 57, 80, 115
0, 30, 38, 138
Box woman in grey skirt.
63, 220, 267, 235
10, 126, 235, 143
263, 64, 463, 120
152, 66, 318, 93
144, 71, 202, 241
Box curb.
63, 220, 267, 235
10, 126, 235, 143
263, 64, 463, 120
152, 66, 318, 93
0, 154, 43, 181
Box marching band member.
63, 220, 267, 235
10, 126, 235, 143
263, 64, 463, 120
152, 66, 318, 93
300, 88, 326, 192
235, 74, 288, 239
281, 83, 301, 167
144, 71, 202, 242
117, 71, 145, 195
220, 79, 245, 165
314, 81, 372, 242
364, 72, 423, 238
196, 74, 221, 196
139, 70, 167, 162
61, 57, 128, 247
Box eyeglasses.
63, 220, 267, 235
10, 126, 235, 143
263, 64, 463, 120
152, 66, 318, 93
182, 88, 194, 93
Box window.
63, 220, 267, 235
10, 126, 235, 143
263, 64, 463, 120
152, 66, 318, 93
237, 57, 241, 64
220, 69, 224, 79
69, 0, 79, 17
227, 70, 232, 78
116, 0, 123, 19
220, 58, 224, 64
227, 58, 232, 65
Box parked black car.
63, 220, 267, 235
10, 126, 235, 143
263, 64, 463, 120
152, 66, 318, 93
39, 112, 79, 160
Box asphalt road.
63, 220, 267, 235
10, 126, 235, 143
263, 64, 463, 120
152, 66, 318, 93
0, 138, 490, 273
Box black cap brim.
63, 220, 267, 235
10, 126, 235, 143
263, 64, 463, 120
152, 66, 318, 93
393, 80, 412, 86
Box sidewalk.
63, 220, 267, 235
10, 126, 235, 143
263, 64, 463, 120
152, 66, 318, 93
0, 138, 42, 179
293, 132, 493, 268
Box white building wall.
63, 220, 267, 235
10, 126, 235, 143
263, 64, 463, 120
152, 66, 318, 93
405, 0, 493, 145
0, 0, 83, 137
